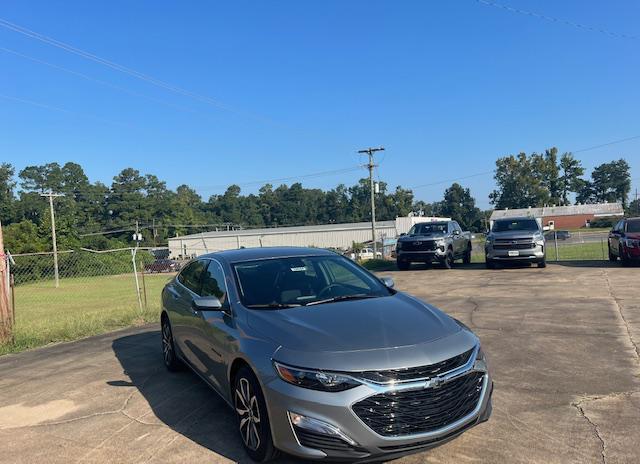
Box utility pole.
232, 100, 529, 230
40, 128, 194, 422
358, 147, 385, 256
40, 190, 64, 288
0, 219, 13, 344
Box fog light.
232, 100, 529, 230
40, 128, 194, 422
288, 411, 356, 445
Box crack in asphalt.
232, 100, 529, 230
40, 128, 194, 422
602, 269, 640, 364
571, 398, 606, 464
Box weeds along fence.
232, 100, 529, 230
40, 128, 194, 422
2, 247, 174, 354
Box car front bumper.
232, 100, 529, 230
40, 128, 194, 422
486, 244, 545, 262
396, 249, 446, 262
262, 356, 493, 461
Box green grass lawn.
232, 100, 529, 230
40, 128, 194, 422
0, 273, 172, 356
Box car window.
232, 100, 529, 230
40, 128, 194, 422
452, 221, 462, 233
409, 223, 448, 235
201, 260, 228, 304
627, 220, 640, 233
492, 219, 539, 232
233, 255, 389, 308
178, 260, 206, 294
614, 220, 624, 232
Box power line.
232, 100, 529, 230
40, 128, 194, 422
0, 17, 286, 127
0, 46, 202, 116
408, 133, 640, 191
475, 0, 637, 40
0, 93, 136, 129
193, 166, 365, 192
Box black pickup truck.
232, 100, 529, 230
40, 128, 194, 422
395, 220, 472, 270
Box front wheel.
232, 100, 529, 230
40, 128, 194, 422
608, 246, 617, 262
537, 259, 547, 268
161, 318, 183, 372
443, 250, 454, 269
234, 367, 279, 462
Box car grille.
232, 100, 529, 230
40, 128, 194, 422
401, 240, 437, 251
493, 239, 534, 250
352, 371, 484, 437
357, 348, 473, 384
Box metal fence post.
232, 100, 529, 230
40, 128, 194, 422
600, 238, 605, 260
131, 248, 143, 313
554, 231, 559, 262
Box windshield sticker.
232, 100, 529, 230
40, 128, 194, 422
290, 266, 307, 272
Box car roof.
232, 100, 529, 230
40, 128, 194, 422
200, 246, 336, 263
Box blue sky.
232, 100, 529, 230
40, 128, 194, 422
1, 0, 638, 209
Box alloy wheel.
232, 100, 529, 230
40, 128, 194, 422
235, 377, 262, 451
162, 322, 173, 366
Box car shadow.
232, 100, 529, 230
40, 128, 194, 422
110, 330, 305, 464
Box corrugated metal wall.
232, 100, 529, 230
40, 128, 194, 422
169, 224, 398, 258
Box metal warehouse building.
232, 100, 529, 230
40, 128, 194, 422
168, 216, 444, 258
490, 202, 624, 229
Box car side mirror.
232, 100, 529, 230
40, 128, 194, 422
453, 229, 460, 235
400, 233, 406, 236
380, 276, 395, 288
192, 296, 223, 311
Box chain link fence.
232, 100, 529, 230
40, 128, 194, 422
1, 247, 176, 354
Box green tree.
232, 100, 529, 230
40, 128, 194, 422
489, 153, 549, 209
559, 152, 585, 205
437, 183, 482, 232
0, 163, 16, 224
590, 159, 631, 207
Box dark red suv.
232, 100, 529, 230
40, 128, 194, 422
608, 217, 640, 265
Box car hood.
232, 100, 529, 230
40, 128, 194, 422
247, 293, 471, 371
490, 230, 538, 240
398, 233, 445, 241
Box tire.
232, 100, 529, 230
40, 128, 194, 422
537, 259, 547, 268
443, 250, 454, 269
608, 246, 617, 262
463, 245, 472, 265
397, 259, 410, 271
161, 317, 183, 372
485, 258, 495, 269
234, 367, 279, 462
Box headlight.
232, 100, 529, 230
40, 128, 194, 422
436, 239, 446, 248
624, 238, 640, 248
273, 362, 361, 392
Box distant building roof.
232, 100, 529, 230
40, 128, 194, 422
174, 220, 397, 240
490, 202, 624, 221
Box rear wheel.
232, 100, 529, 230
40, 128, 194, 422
234, 367, 279, 462
396, 259, 410, 271
161, 318, 182, 372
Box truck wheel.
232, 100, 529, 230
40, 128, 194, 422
397, 260, 410, 271
537, 259, 546, 268
608, 247, 617, 262
463, 245, 472, 265
443, 250, 454, 269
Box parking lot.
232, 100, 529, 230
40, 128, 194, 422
0, 262, 638, 464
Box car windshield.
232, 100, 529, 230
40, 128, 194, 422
408, 223, 448, 235
492, 219, 539, 232
233, 255, 391, 308
627, 220, 640, 233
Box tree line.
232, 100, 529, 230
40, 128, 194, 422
0, 148, 634, 253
